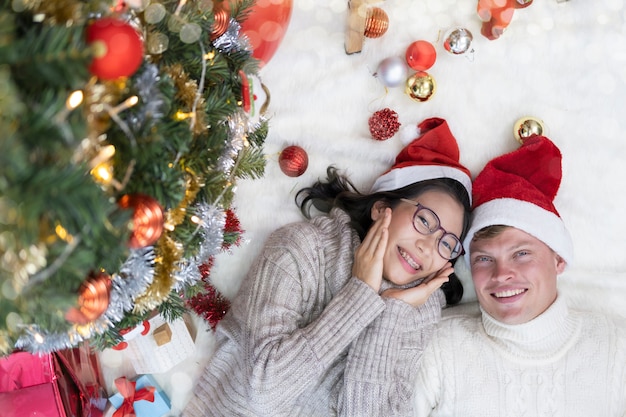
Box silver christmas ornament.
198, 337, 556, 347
443, 28, 473, 55
375, 57, 408, 88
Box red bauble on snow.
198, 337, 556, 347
86, 17, 144, 80
405, 40, 436, 71
279, 145, 308, 177
369, 108, 401, 141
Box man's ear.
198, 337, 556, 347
555, 254, 567, 274
371, 200, 387, 221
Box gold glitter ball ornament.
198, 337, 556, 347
364, 7, 389, 38
513, 116, 545, 144
406, 71, 436, 102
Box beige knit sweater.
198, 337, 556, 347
182, 208, 445, 417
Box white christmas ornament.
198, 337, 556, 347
375, 56, 408, 88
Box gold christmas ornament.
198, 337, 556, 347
364, 7, 389, 38
405, 71, 436, 102
513, 116, 545, 144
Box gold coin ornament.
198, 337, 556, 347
513, 116, 545, 144
405, 71, 436, 102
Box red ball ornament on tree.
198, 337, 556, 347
65, 270, 112, 325
405, 40, 436, 71
118, 194, 164, 249
279, 145, 308, 177
211, 7, 230, 40
86, 17, 144, 80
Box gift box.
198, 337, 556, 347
124, 314, 196, 374
152, 323, 172, 346
108, 375, 170, 417
0, 346, 104, 417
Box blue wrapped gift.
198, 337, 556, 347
109, 374, 170, 417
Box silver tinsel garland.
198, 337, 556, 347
173, 203, 226, 291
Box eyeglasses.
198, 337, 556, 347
399, 198, 463, 260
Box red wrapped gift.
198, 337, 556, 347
0, 346, 104, 417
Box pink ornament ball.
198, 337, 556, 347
405, 40, 436, 71
86, 17, 144, 80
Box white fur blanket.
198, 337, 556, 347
100, 1, 626, 414
214, 0, 626, 318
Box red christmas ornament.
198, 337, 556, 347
65, 270, 112, 325
211, 7, 230, 40
369, 108, 401, 141
118, 194, 164, 249
364, 7, 389, 38
279, 145, 308, 177
405, 40, 437, 71
238, 0, 293, 68
86, 17, 144, 80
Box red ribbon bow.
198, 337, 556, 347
113, 377, 155, 417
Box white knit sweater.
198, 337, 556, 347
412, 296, 626, 417
182, 208, 445, 417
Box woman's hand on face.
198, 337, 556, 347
352, 207, 391, 293
381, 262, 453, 307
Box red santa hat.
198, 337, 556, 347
463, 135, 574, 267
370, 117, 472, 202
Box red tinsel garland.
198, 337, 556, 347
185, 209, 245, 330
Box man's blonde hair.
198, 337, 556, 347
472, 224, 511, 241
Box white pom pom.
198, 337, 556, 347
399, 123, 420, 146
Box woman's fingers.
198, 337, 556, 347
352, 208, 391, 292
382, 262, 453, 306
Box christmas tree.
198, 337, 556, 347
0, 0, 267, 356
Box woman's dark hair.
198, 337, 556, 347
296, 166, 471, 305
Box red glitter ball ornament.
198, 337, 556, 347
86, 17, 144, 80
369, 108, 401, 141
279, 145, 308, 177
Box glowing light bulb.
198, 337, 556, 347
91, 161, 114, 184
